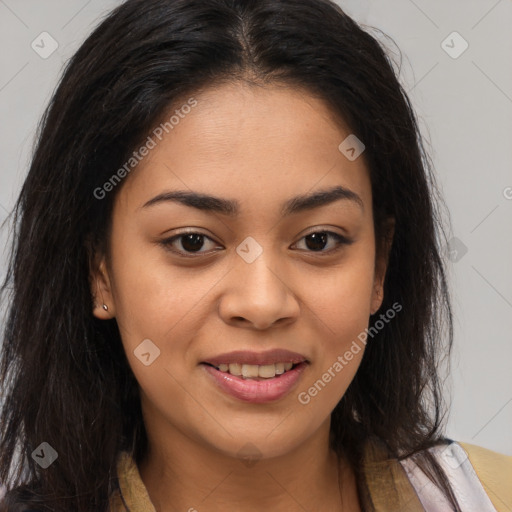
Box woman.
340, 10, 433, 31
0, 0, 510, 510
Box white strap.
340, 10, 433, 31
400, 442, 498, 512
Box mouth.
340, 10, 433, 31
202, 361, 301, 380
200, 349, 309, 403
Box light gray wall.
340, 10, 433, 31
339, 0, 512, 455
0, 0, 510, 455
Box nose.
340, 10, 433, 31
218, 250, 300, 330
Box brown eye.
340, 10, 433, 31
160, 232, 221, 256
180, 233, 206, 252
304, 232, 329, 251
294, 231, 352, 254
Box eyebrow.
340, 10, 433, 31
142, 185, 364, 216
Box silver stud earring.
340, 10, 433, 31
102, 304, 109, 311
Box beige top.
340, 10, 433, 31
108, 441, 512, 511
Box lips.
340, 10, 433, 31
200, 349, 309, 403
202, 349, 308, 367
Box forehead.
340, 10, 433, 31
117, 82, 371, 215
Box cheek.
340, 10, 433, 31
297, 245, 375, 403
109, 255, 216, 411
106, 232, 209, 354
309, 246, 376, 333
111, 264, 217, 350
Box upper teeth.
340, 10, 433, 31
216, 362, 294, 378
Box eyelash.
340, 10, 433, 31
159, 229, 352, 258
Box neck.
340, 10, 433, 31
138, 416, 359, 511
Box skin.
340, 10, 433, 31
90, 81, 392, 512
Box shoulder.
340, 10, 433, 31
458, 441, 512, 512
400, 440, 512, 512
109, 451, 156, 512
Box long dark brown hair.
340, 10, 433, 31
0, 0, 459, 510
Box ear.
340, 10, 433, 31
370, 217, 395, 315
86, 236, 116, 319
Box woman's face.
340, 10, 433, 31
91, 82, 388, 460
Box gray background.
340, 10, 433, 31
0, 0, 511, 455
